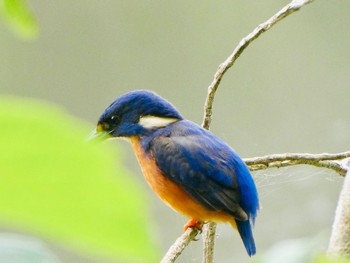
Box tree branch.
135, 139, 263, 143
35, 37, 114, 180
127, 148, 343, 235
201, 0, 314, 129
328, 159, 350, 255
160, 228, 200, 263
244, 151, 350, 176
202, 222, 217, 263
162, 0, 316, 262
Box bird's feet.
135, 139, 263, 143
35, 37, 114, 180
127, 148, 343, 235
183, 219, 203, 232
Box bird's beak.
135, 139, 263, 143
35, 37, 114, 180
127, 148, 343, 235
88, 123, 111, 141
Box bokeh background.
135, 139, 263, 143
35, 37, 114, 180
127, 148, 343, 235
1, 0, 350, 262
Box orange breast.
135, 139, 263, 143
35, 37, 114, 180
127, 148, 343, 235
130, 136, 235, 226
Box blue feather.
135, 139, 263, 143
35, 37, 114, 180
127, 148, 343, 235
233, 156, 259, 223
236, 219, 256, 256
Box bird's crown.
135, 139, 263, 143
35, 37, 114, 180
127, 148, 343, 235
96, 90, 183, 137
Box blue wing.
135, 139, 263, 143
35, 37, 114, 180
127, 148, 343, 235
144, 120, 259, 222
142, 120, 259, 256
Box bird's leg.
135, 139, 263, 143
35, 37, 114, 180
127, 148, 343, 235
183, 218, 203, 232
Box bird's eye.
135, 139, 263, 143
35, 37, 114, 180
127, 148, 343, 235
110, 115, 120, 124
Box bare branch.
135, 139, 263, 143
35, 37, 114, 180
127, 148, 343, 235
202, 222, 217, 263
160, 228, 200, 263
201, 0, 315, 129
244, 151, 350, 176
328, 160, 350, 255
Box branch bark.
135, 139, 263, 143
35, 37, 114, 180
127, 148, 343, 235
328, 159, 350, 255
244, 152, 350, 176
202, 221, 217, 263
160, 228, 200, 263
202, 0, 315, 130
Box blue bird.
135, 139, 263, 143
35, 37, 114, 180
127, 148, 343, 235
91, 90, 259, 256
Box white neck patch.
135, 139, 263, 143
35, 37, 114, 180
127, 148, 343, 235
139, 115, 178, 129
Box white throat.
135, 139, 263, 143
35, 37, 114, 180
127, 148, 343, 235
139, 115, 178, 129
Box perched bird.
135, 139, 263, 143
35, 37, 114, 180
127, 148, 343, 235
91, 90, 259, 256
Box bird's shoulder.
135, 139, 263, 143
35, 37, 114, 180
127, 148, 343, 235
149, 120, 243, 180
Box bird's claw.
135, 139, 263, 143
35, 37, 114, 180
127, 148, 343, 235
183, 219, 203, 234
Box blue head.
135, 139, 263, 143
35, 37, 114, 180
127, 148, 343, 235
93, 90, 183, 138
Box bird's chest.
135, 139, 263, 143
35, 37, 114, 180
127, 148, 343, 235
130, 137, 200, 217
130, 137, 179, 202
129, 136, 235, 222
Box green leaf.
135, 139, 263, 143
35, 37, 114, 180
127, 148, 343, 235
0, 0, 38, 39
0, 96, 158, 262
313, 254, 350, 263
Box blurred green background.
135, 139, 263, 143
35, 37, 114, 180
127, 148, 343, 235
1, 0, 350, 262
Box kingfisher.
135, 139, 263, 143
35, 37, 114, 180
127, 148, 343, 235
90, 90, 259, 256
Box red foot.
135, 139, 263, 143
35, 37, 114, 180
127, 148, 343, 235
183, 219, 203, 232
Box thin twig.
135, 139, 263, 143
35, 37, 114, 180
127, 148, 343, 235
201, 0, 314, 129
162, 0, 316, 262
328, 159, 350, 255
160, 228, 200, 263
244, 151, 350, 176
202, 222, 217, 263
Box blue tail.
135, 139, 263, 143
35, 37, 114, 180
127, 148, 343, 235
236, 219, 256, 256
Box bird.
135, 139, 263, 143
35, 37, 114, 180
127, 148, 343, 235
90, 90, 259, 256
